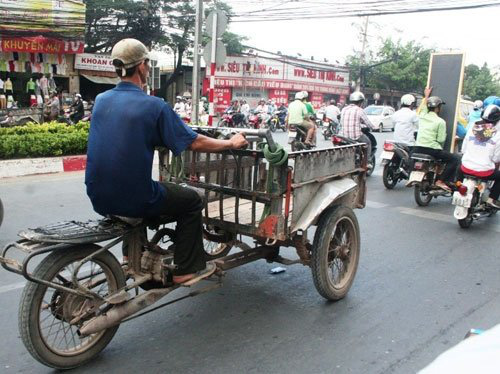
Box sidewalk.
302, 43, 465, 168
0, 153, 160, 179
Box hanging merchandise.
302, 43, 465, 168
30, 94, 37, 107
6, 95, 13, 108
0, 94, 5, 109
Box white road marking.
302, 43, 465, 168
398, 207, 500, 233
0, 281, 25, 294
366, 200, 389, 209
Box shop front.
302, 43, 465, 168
203, 55, 350, 112
0, 36, 84, 108
74, 53, 119, 102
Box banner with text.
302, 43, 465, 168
0, 36, 84, 54
215, 56, 349, 90
75, 54, 114, 72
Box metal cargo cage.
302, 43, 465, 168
158, 129, 366, 243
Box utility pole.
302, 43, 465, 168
191, 0, 203, 126
357, 16, 369, 91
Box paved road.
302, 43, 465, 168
0, 130, 499, 373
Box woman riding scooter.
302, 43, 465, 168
458, 104, 500, 209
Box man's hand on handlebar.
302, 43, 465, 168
230, 132, 249, 149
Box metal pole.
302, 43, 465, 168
191, 0, 203, 126
208, 12, 218, 126
357, 16, 369, 91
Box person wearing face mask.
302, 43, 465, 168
85, 39, 248, 286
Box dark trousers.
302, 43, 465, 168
457, 169, 500, 200
159, 182, 206, 275
412, 146, 460, 182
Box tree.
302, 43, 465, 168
346, 38, 433, 94
84, 0, 164, 53
84, 0, 247, 90
463, 63, 500, 100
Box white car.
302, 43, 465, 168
364, 105, 395, 132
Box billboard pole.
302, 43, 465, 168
191, 0, 203, 126
208, 12, 218, 127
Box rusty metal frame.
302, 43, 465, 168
158, 140, 366, 243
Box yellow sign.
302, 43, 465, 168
0, 0, 86, 39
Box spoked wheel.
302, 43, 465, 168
203, 227, 233, 259
414, 175, 432, 206
19, 245, 125, 370
382, 163, 398, 189
311, 205, 360, 301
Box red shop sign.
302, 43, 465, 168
1, 36, 84, 54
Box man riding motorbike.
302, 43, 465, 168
286, 91, 315, 145
325, 99, 341, 124
458, 104, 500, 209
339, 91, 375, 163
85, 38, 248, 286
255, 99, 269, 124
412, 87, 460, 192
393, 94, 419, 146
301, 91, 317, 144
70, 93, 85, 124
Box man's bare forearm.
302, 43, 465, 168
189, 134, 233, 152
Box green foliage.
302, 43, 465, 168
347, 38, 433, 93
84, 0, 164, 52
0, 122, 90, 159
463, 64, 500, 100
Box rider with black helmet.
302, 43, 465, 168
459, 104, 500, 209
412, 87, 460, 191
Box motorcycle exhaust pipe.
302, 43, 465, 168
78, 287, 176, 336
472, 212, 489, 220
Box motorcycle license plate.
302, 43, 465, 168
452, 192, 472, 208
288, 131, 297, 144
409, 171, 425, 183
381, 151, 394, 160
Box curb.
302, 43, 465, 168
1, 152, 160, 179
0, 155, 87, 179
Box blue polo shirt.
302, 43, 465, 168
85, 82, 197, 218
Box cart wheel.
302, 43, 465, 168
18, 245, 125, 370
311, 205, 360, 301
203, 227, 233, 259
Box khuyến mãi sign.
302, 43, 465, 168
0, 36, 84, 54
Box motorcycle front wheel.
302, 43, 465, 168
18, 245, 125, 370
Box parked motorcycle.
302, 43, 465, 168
268, 110, 287, 132
332, 128, 377, 176
452, 176, 498, 228
407, 153, 452, 206
380, 141, 411, 189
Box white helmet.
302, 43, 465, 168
295, 92, 304, 100
349, 91, 365, 102
301, 91, 309, 99
401, 94, 416, 106
473, 100, 483, 110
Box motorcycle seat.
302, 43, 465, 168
411, 153, 436, 161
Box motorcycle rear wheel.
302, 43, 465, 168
382, 163, 398, 189
458, 213, 473, 228
414, 180, 432, 206
18, 245, 125, 370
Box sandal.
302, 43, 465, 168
176, 262, 217, 287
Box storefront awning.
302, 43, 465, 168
81, 74, 119, 85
